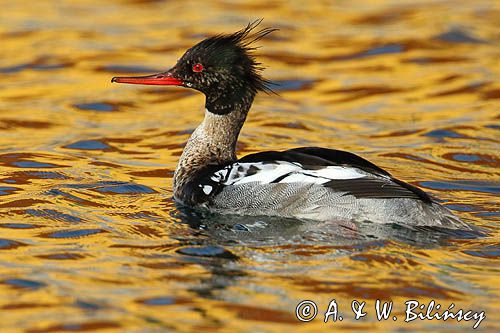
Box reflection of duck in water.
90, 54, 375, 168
112, 20, 471, 230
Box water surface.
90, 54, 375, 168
0, 0, 499, 332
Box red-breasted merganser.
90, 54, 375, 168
112, 20, 470, 230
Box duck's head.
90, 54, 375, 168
112, 20, 276, 115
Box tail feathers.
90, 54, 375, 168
428, 202, 474, 231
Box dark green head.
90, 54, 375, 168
112, 20, 276, 114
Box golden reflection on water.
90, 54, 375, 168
0, 0, 499, 331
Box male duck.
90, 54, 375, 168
112, 20, 470, 230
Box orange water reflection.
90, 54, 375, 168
0, 0, 499, 332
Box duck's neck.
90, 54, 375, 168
173, 98, 253, 200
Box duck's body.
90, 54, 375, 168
112, 20, 470, 230
172, 110, 464, 229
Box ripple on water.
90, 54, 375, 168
434, 28, 485, 44
262, 121, 311, 130
63, 140, 112, 151
74, 300, 101, 311
25, 171, 68, 179
26, 209, 82, 223
2, 279, 45, 290
445, 204, 476, 212
0, 57, 73, 73
137, 296, 179, 306
382, 152, 484, 174
0, 2, 499, 331
47, 189, 107, 208
0, 119, 54, 130
462, 246, 500, 259
37, 253, 86, 260
40, 228, 107, 239
293, 276, 461, 299
328, 43, 407, 61
481, 89, 500, 100
177, 246, 238, 259
61, 181, 156, 195
0, 223, 38, 229
0, 186, 21, 195
403, 56, 470, 65
0, 238, 26, 249
26, 321, 121, 333
420, 180, 500, 195
91, 182, 156, 195
442, 152, 498, 168
218, 304, 297, 324
11, 161, 61, 168
262, 43, 405, 66
128, 168, 173, 178
424, 129, 465, 139
430, 82, 489, 97
0, 153, 68, 169
0, 199, 50, 209
73, 102, 119, 112
1, 302, 53, 310
325, 85, 405, 102
272, 79, 315, 92
450, 154, 480, 162
97, 65, 160, 74
350, 8, 414, 25
356, 43, 404, 58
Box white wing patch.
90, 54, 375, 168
210, 168, 228, 182
217, 161, 366, 187
202, 185, 213, 195
228, 162, 298, 185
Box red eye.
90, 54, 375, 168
192, 63, 204, 72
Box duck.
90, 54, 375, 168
112, 20, 470, 230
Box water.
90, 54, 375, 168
0, 0, 498, 331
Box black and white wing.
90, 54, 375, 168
197, 147, 431, 202
183, 148, 467, 229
